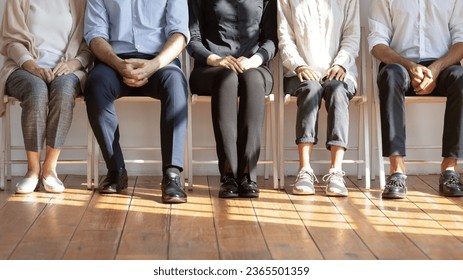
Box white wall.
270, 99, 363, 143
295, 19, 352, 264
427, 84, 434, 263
0, 0, 447, 177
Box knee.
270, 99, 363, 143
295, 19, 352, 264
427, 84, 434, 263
378, 63, 409, 86
295, 80, 322, 103
445, 66, 463, 89
323, 80, 349, 104
21, 82, 48, 109
215, 68, 239, 90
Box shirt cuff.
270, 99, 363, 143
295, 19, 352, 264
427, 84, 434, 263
18, 54, 34, 67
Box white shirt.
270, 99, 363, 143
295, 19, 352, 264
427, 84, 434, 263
368, 0, 463, 62
23, 0, 72, 68
277, 0, 360, 84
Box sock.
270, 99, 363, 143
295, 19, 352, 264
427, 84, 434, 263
164, 166, 180, 178
329, 167, 342, 174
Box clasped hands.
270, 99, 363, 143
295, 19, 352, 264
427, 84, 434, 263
295, 64, 346, 82
118, 58, 160, 87
408, 64, 438, 95
208, 55, 263, 73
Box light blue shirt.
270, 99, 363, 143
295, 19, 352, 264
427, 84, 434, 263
84, 0, 190, 55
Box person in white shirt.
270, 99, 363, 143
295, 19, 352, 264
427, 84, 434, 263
369, 0, 463, 199
277, 0, 360, 196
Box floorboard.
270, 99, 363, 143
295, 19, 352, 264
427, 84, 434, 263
1, 174, 462, 260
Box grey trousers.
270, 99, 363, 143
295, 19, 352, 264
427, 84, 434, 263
284, 77, 356, 150
6, 69, 80, 152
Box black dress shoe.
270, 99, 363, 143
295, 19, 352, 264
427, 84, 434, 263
238, 175, 259, 198
382, 172, 407, 199
218, 175, 239, 198
161, 174, 187, 203
439, 170, 463, 197
98, 168, 128, 194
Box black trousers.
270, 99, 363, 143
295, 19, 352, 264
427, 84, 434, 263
189, 65, 273, 182
85, 54, 188, 172
377, 61, 463, 158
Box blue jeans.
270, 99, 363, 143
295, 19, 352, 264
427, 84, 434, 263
6, 69, 79, 152
284, 77, 356, 150
84, 54, 188, 172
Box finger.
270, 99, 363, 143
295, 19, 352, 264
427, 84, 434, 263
340, 72, 346, 81
297, 72, 304, 82
44, 69, 54, 83
226, 59, 243, 73
52, 63, 63, 75
308, 71, 319, 81
327, 70, 336, 80
303, 71, 316, 81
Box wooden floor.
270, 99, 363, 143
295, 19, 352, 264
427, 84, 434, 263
0, 174, 462, 260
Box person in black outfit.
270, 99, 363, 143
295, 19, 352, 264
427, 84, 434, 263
187, 0, 278, 198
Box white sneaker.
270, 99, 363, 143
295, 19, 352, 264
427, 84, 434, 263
42, 177, 65, 193
15, 177, 39, 194
293, 169, 317, 195
323, 169, 348, 197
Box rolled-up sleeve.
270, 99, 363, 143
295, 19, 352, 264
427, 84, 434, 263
277, 0, 307, 72
368, 0, 392, 53
450, 0, 463, 45
333, 0, 360, 71
165, 0, 190, 44
84, 0, 109, 45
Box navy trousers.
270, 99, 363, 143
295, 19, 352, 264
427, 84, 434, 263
377, 62, 463, 158
85, 54, 188, 172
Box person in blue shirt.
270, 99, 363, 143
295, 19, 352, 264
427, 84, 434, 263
84, 0, 190, 203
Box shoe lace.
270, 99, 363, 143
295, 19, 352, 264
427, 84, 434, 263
297, 170, 318, 184
444, 174, 460, 186
386, 175, 405, 189
322, 170, 346, 184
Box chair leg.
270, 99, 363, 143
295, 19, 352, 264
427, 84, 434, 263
0, 109, 6, 191
187, 93, 193, 191
86, 120, 93, 190
362, 102, 371, 189
270, 96, 279, 189
373, 87, 386, 189
5, 103, 11, 181
357, 102, 364, 180
264, 99, 271, 180
93, 137, 100, 188
278, 81, 285, 188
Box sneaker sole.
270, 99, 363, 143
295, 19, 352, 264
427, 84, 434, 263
293, 189, 315, 195
325, 190, 348, 197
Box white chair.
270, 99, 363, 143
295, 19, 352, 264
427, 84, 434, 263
277, 28, 371, 189
371, 59, 453, 188
0, 96, 94, 190
185, 57, 279, 189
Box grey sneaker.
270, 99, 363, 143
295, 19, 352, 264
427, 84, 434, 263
323, 169, 348, 197
293, 169, 317, 195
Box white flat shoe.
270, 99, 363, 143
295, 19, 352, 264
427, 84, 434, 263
16, 177, 39, 194
42, 177, 65, 193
